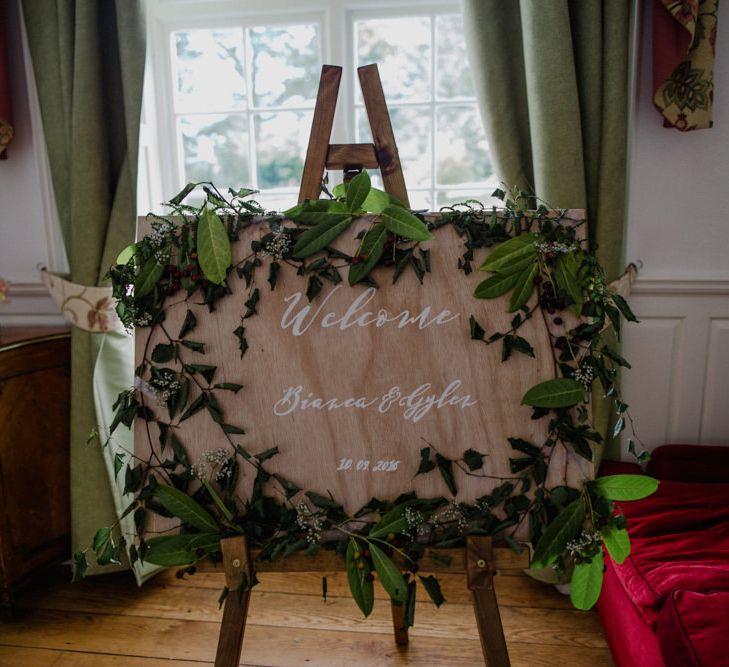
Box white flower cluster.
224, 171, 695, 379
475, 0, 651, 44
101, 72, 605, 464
153, 249, 169, 265
438, 500, 469, 533
573, 364, 595, 388
191, 448, 234, 482
295, 501, 323, 544
148, 221, 174, 248
565, 529, 602, 558
133, 311, 152, 327
403, 507, 429, 539
262, 230, 291, 259
150, 374, 181, 406
534, 241, 575, 254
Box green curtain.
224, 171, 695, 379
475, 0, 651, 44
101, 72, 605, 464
462, 0, 631, 459
22, 0, 145, 563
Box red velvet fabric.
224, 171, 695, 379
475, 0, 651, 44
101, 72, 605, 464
597, 446, 729, 666
647, 444, 729, 483
657, 588, 729, 667
597, 558, 666, 667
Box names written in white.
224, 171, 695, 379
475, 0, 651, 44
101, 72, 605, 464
272, 380, 478, 423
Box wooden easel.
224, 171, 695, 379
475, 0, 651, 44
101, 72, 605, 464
297, 64, 409, 206
213, 65, 518, 667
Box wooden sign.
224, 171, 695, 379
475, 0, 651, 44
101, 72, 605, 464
135, 214, 591, 527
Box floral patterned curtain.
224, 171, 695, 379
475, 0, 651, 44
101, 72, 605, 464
653, 0, 719, 131
0, 0, 13, 158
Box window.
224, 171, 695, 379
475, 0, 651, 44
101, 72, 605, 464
140, 0, 496, 213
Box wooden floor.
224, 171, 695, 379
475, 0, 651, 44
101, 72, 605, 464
0, 565, 614, 666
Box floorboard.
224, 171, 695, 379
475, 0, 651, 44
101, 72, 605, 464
0, 566, 614, 666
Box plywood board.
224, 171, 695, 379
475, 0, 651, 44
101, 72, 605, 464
135, 213, 590, 522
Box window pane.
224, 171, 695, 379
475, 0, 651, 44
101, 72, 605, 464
436, 189, 499, 209
357, 107, 431, 188
248, 24, 321, 108
180, 114, 249, 186
355, 17, 431, 103
173, 29, 246, 112
435, 15, 475, 100
408, 190, 432, 211
436, 105, 492, 186
254, 111, 313, 189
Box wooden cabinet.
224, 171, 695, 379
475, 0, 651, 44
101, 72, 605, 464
0, 328, 71, 609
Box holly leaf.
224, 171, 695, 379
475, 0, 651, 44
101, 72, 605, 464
348, 223, 388, 285
531, 498, 585, 568
521, 378, 584, 408
197, 207, 232, 285
346, 170, 371, 212
155, 484, 218, 532
570, 551, 604, 610
292, 215, 353, 258
346, 538, 374, 616
379, 206, 432, 241
480, 233, 538, 273
370, 542, 407, 603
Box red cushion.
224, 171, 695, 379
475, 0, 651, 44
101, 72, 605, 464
657, 588, 729, 667
647, 444, 729, 483
597, 558, 666, 667
610, 480, 729, 626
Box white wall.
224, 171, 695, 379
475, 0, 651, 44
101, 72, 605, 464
620, 2, 729, 455
0, 0, 65, 326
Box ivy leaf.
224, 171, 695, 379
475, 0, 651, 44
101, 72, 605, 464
570, 551, 604, 610
601, 524, 630, 564
305, 491, 342, 511
508, 263, 538, 312
180, 340, 204, 353
435, 453, 457, 496
474, 271, 521, 299
531, 498, 585, 568
521, 378, 584, 408
244, 288, 260, 318
213, 382, 243, 393
178, 310, 197, 338
273, 473, 301, 500
292, 215, 353, 259
369, 542, 407, 603
72, 551, 88, 582
416, 447, 436, 475
348, 223, 388, 285
113, 452, 125, 477
469, 315, 485, 341
480, 233, 538, 273
418, 574, 445, 607
593, 474, 659, 501
254, 446, 279, 462
508, 438, 540, 457
221, 423, 245, 435
184, 363, 217, 384
233, 325, 248, 358
555, 252, 584, 314
268, 261, 280, 290
611, 294, 639, 322
169, 433, 189, 467
462, 448, 486, 471
404, 579, 416, 629
155, 484, 218, 532
135, 256, 167, 297
346, 170, 371, 212
169, 182, 197, 205
346, 538, 374, 617
92, 526, 111, 553
197, 207, 232, 285
379, 206, 433, 241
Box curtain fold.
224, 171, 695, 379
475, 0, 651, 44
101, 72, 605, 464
22, 0, 145, 565
463, 0, 631, 459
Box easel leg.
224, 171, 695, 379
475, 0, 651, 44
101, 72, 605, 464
466, 536, 511, 667
215, 536, 252, 667
390, 600, 409, 646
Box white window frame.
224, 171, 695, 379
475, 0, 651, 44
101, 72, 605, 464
141, 0, 486, 213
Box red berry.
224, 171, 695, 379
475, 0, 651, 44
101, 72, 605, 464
190, 252, 198, 259
533, 275, 543, 285
191, 275, 199, 283
365, 573, 375, 582
351, 256, 362, 265
186, 263, 195, 272
553, 317, 563, 325
547, 307, 556, 314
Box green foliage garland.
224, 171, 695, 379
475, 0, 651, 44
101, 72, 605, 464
75, 178, 657, 615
